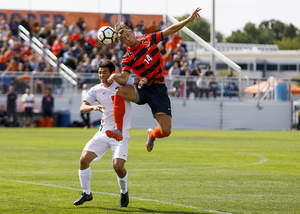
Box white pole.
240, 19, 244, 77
119, 0, 122, 22
164, 0, 168, 25
211, 0, 216, 72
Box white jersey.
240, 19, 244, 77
81, 89, 88, 102
22, 93, 34, 108
84, 81, 132, 131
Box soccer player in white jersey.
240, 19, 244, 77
73, 59, 147, 207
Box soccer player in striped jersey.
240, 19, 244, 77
105, 7, 202, 152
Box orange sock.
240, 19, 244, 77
150, 127, 171, 140
39, 117, 46, 127
47, 118, 53, 127
113, 94, 125, 133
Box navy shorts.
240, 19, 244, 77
24, 107, 33, 118
135, 83, 172, 118
43, 109, 52, 118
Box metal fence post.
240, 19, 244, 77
183, 76, 186, 106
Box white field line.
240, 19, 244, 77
0, 152, 264, 213
238, 153, 269, 166
0, 178, 236, 214
1, 152, 268, 174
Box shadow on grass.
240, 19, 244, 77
77, 206, 207, 213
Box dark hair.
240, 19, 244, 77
98, 59, 115, 74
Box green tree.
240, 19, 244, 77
225, 22, 266, 44
174, 15, 300, 51
225, 29, 248, 43
244, 23, 259, 43
274, 37, 300, 50
177, 15, 211, 42
257, 25, 274, 44
283, 23, 298, 39
216, 32, 225, 43
225, 20, 291, 45
259, 19, 285, 40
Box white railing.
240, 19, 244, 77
255, 78, 272, 109
254, 76, 293, 109
18, 25, 78, 86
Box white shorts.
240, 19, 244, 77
83, 129, 130, 162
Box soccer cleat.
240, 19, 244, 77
119, 190, 129, 207
105, 128, 123, 141
146, 128, 155, 152
73, 192, 93, 205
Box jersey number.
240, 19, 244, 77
143, 54, 153, 64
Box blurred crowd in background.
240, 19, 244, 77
0, 15, 238, 98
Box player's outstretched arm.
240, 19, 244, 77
80, 101, 104, 113
107, 71, 130, 86
162, 7, 201, 39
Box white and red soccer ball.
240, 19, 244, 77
97, 26, 116, 45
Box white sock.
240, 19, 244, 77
79, 167, 91, 195
117, 171, 128, 194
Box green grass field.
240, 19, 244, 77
0, 128, 299, 214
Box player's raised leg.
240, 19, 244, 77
105, 93, 125, 141
106, 85, 137, 141
146, 114, 172, 152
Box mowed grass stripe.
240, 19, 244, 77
0, 128, 299, 214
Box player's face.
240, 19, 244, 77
120, 30, 138, 47
98, 67, 112, 84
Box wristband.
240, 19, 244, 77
126, 77, 135, 85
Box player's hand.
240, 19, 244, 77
187, 7, 201, 22
107, 73, 117, 84
94, 105, 104, 112
138, 77, 148, 89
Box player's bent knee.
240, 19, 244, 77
116, 85, 135, 100
113, 163, 124, 173
115, 87, 128, 97
161, 127, 172, 136
113, 159, 125, 172
79, 156, 90, 168
163, 131, 171, 137
115, 88, 123, 96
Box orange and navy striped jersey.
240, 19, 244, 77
121, 31, 165, 86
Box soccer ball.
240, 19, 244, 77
97, 26, 116, 45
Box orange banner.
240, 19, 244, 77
0, 10, 163, 31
